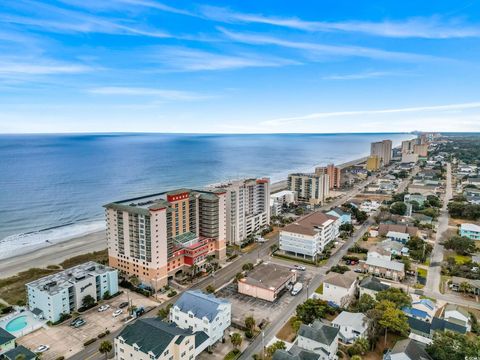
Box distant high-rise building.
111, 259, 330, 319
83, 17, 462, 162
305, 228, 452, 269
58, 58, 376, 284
288, 172, 330, 205
210, 178, 270, 246
366, 155, 381, 171
401, 137, 428, 163
370, 140, 392, 166
104, 188, 227, 289
315, 164, 341, 190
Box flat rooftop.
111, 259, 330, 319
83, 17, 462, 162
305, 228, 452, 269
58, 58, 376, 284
26, 261, 116, 295
240, 263, 294, 290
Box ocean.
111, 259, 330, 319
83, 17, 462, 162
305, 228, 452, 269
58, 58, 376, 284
0, 133, 414, 259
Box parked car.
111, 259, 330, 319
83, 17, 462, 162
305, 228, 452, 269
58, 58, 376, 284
98, 304, 110, 312
35, 345, 50, 353
291, 282, 303, 296
74, 319, 86, 328
113, 309, 123, 317
70, 317, 84, 327
294, 265, 306, 271
119, 302, 129, 309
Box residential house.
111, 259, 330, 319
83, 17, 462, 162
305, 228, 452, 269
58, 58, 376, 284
464, 177, 480, 186
404, 194, 426, 206
359, 200, 381, 213
386, 231, 411, 244
319, 271, 357, 307
443, 304, 472, 332
367, 247, 391, 261
403, 299, 437, 322
379, 239, 409, 256
114, 318, 209, 360
326, 208, 352, 225
331, 312, 367, 344
383, 339, 432, 360
450, 276, 480, 295
407, 316, 467, 345
412, 214, 433, 226
361, 253, 405, 281
378, 224, 419, 238
297, 321, 339, 360
1, 345, 37, 360
358, 276, 390, 298
460, 223, 480, 240
273, 345, 321, 360
170, 290, 231, 346
0, 329, 15, 355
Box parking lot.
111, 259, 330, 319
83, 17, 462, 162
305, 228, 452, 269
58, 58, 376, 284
17, 290, 159, 360
216, 259, 315, 325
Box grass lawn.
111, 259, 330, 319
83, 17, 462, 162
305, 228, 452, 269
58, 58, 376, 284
224, 349, 241, 360
417, 268, 428, 278
423, 258, 431, 266
315, 283, 324, 295
0, 250, 108, 305
454, 254, 472, 265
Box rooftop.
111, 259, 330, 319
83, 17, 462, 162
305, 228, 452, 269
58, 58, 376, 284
26, 261, 116, 295
331, 311, 367, 332
2, 345, 37, 360
323, 271, 357, 288
359, 276, 390, 292
298, 320, 339, 346
272, 345, 320, 360
239, 263, 294, 290
378, 223, 419, 236
0, 328, 15, 344
282, 212, 337, 236
365, 255, 405, 272
173, 290, 230, 322
461, 223, 480, 232
389, 339, 432, 360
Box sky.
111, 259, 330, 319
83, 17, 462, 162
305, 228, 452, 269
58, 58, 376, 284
1, 0, 480, 133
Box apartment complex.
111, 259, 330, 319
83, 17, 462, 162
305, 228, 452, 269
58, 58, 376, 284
366, 155, 381, 171
288, 170, 330, 205
26, 262, 118, 322
401, 138, 429, 163
315, 164, 341, 190
279, 211, 340, 261
210, 178, 270, 245
370, 140, 392, 166
104, 189, 227, 289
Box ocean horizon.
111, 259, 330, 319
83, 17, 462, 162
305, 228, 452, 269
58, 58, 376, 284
0, 132, 415, 259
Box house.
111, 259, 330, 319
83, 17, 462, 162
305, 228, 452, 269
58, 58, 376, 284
379, 239, 409, 256
402, 299, 436, 322
1, 345, 37, 360
358, 276, 390, 298
170, 290, 231, 346
331, 311, 367, 344
114, 318, 209, 360
450, 276, 480, 295
360, 200, 381, 213
407, 316, 467, 345
367, 247, 391, 261
297, 321, 339, 360
319, 271, 357, 307
386, 231, 410, 244
383, 339, 432, 360
378, 224, 419, 238
0, 329, 15, 355
443, 304, 471, 332
465, 177, 480, 186
361, 253, 405, 281
326, 208, 352, 225
460, 223, 480, 240
412, 214, 433, 225
273, 345, 321, 360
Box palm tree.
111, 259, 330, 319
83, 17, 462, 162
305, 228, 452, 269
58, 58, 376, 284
99, 340, 113, 359
230, 333, 243, 350
459, 281, 472, 295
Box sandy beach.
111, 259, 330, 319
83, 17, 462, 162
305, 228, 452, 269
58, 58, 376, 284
0, 231, 107, 278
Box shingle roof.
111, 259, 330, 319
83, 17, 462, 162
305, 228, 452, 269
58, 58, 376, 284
298, 320, 339, 346
378, 224, 419, 236
431, 317, 467, 334
407, 317, 431, 335
390, 339, 432, 360
331, 311, 367, 333
2, 345, 37, 360
174, 290, 229, 322
365, 255, 405, 272
323, 271, 357, 288
282, 212, 336, 236
359, 276, 390, 292
272, 345, 320, 360
0, 328, 15, 344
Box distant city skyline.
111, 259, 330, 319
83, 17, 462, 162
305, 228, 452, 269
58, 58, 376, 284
1, 1, 480, 133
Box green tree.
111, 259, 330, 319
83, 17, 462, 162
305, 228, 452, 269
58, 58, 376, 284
351, 356, 362, 360
443, 235, 476, 255
230, 333, 243, 350
390, 202, 407, 215
376, 288, 411, 309
235, 272, 244, 282
129, 275, 140, 287
98, 340, 113, 359
157, 304, 172, 319
459, 281, 472, 295
376, 301, 410, 345
242, 263, 254, 271
15, 355, 26, 360
406, 236, 433, 262
82, 295, 96, 309
348, 337, 370, 356
426, 331, 480, 360
296, 299, 334, 324
265, 341, 286, 358
339, 223, 354, 235
353, 294, 377, 313
245, 315, 256, 331
206, 285, 216, 294
289, 316, 302, 333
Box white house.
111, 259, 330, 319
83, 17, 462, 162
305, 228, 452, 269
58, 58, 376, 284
386, 231, 410, 244
331, 311, 367, 344
368, 247, 391, 261
297, 320, 339, 360
460, 223, 480, 241
443, 304, 471, 332
170, 290, 231, 346
360, 200, 381, 213
319, 271, 357, 307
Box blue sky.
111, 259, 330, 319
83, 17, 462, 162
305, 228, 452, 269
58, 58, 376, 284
1, 0, 480, 133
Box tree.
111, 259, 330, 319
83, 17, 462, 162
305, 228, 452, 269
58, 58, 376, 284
353, 294, 376, 313
289, 316, 302, 333
296, 299, 335, 324
242, 262, 254, 271
390, 202, 407, 215
130, 275, 140, 287
98, 340, 113, 359
230, 333, 242, 350
339, 223, 354, 235
351, 356, 363, 360
157, 304, 172, 319
406, 236, 433, 262
376, 301, 410, 345
459, 281, 472, 295
426, 331, 480, 360
245, 316, 256, 331
102, 290, 111, 300
376, 288, 412, 309
235, 272, 244, 282
348, 337, 370, 356
443, 235, 476, 255
401, 257, 412, 272
426, 195, 441, 208
265, 341, 286, 358
205, 285, 215, 294
295, 207, 305, 215
82, 295, 96, 309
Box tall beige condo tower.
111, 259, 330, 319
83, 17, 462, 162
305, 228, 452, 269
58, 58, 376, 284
370, 140, 392, 166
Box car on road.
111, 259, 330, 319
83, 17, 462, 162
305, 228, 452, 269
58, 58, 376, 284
70, 317, 84, 327
293, 265, 306, 271
98, 304, 110, 312
119, 302, 129, 308
35, 345, 50, 353
113, 309, 123, 317
74, 319, 86, 328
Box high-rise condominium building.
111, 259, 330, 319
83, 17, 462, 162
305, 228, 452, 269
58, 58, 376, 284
210, 178, 270, 245
315, 164, 341, 190
366, 155, 381, 171
288, 171, 330, 205
104, 189, 227, 289
370, 140, 392, 166
401, 137, 428, 163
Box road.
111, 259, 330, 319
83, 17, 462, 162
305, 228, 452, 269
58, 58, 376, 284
425, 163, 452, 295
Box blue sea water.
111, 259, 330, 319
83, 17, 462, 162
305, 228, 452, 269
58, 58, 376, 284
0, 133, 414, 258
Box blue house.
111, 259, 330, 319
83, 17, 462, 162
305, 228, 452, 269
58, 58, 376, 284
326, 207, 352, 225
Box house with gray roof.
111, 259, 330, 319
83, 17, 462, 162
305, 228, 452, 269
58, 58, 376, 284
273, 345, 321, 360
297, 320, 339, 360
383, 339, 432, 360
0, 328, 15, 356
1, 345, 37, 360
114, 318, 209, 360
170, 290, 231, 346
331, 311, 367, 344
407, 316, 467, 345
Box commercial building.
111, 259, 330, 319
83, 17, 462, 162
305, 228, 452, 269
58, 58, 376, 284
401, 138, 428, 163
288, 171, 330, 205
366, 155, 381, 171
318, 271, 357, 307
26, 261, 118, 322
237, 263, 296, 302
270, 190, 296, 216
279, 212, 340, 261
331, 311, 367, 344
460, 223, 480, 240
209, 178, 270, 246
370, 140, 392, 166
104, 189, 227, 289
170, 290, 231, 346
315, 164, 341, 190
114, 318, 209, 360
297, 320, 339, 360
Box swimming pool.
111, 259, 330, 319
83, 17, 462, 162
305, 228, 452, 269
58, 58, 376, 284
5, 315, 28, 332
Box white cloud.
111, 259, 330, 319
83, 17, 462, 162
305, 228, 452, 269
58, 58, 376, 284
202, 6, 480, 39
0, 59, 92, 75
322, 70, 412, 80
88, 86, 212, 100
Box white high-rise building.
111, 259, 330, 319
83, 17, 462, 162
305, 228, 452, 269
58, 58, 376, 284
288, 172, 330, 205
211, 178, 270, 245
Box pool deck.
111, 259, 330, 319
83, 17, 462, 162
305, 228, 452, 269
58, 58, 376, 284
0, 309, 46, 338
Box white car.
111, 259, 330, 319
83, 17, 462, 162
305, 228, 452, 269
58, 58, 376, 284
98, 304, 110, 312
294, 265, 306, 271
113, 309, 123, 317
35, 345, 50, 353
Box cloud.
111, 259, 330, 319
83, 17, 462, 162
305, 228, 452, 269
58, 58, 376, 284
219, 28, 441, 62
202, 6, 480, 39
263, 102, 480, 126
0, 59, 93, 75
322, 70, 412, 80
88, 86, 212, 100
151, 47, 300, 71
